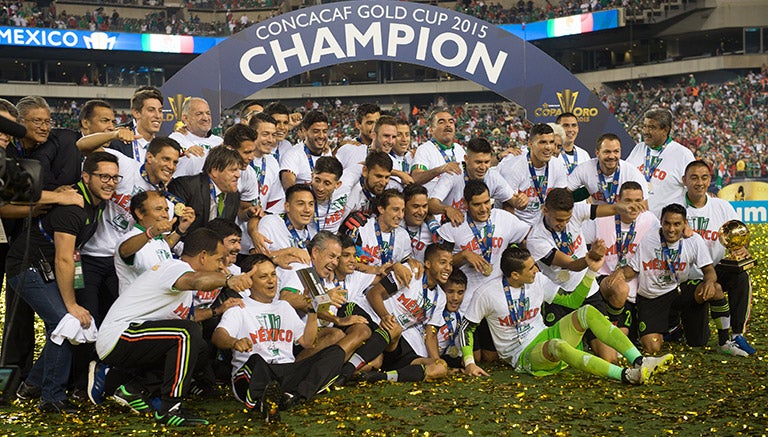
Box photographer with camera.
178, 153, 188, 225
4, 152, 118, 413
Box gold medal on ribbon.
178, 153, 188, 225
556, 270, 570, 282
447, 345, 460, 358
174, 203, 186, 217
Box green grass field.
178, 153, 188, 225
2, 226, 768, 436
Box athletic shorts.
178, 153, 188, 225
473, 319, 497, 352
637, 280, 709, 346
382, 336, 420, 371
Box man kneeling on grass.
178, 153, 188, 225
458, 245, 673, 384
212, 254, 345, 422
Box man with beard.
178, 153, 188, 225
429, 137, 525, 226
334, 103, 380, 168
6, 153, 117, 413
401, 184, 439, 262
496, 123, 568, 226
341, 151, 392, 221
280, 111, 331, 189
567, 133, 647, 205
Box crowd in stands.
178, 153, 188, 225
0, 0, 679, 38
455, 0, 671, 25
601, 66, 768, 187
0, 0, 280, 36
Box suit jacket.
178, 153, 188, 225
109, 121, 135, 159
167, 173, 240, 236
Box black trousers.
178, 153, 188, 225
71, 255, 119, 390
233, 345, 344, 409
715, 265, 751, 334
1, 280, 35, 377
102, 319, 205, 402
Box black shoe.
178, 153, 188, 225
354, 370, 387, 383
259, 381, 282, 423
39, 399, 78, 414
70, 388, 89, 402
280, 392, 303, 411
154, 402, 209, 426
16, 380, 42, 400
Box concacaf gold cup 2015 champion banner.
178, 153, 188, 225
160, 0, 633, 154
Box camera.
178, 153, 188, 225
0, 117, 42, 204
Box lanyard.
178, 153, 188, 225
421, 274, 439, 322
462, 162, 470, 182
597, 162, 620, 204
642, 138, 671, 182
443, 309, 462, 347
304, 145, 317, 172
250, 156, 267, 197
374, 220, 396, 264
614, 215, 636, 266
132, 127, 144, 163
432, 138, 454, 164
139, 164, 162, 191
13, 138, 23, 158
359, 176, 375, 210
314, 197, 333, 233
659, 229, 683, 283
527, 152, 548, 205
548, 220, 573, 256
390, 152, 408, 172
466, 214, 494, 262
283, 214, 309, 249
562, 148, 578, 174
208, 177, 221, 216
502, 278, 526, 339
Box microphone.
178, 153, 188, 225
0, 117, 27, 138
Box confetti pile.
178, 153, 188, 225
2, 224, 767, 435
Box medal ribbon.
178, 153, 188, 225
467, 214, 494, 262
527, 152, 549, 205
283, 214, 309, 249
374, 220, 396, 264
597, 162, 620, 204
659, 229, 683, 283
502, 278, 527, 339
615, 215, 636, 266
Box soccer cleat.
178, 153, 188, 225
87, 360, 110, 405
113, 385, 151, 414
154, 402, 210, 426
732, 335, 756, 355
260, 381, 282, 423
16, 380, 42, 400
623, 367, 647, 385
719, 340, 750, 357
39, 399, 78, 414
639, 353, 674, 377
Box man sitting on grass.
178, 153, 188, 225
458, 245, 673, 384
212, 254, 346, 422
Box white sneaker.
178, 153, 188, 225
719, 340, 749, 357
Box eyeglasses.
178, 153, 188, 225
91, 173, 123, 183
25, 118, 52, 128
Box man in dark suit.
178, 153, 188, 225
168, 145, 243, 236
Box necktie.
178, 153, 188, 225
217, 193, 225, 217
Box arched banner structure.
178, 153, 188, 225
161, 0, 634, 150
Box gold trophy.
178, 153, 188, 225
718, 220, 756, 272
